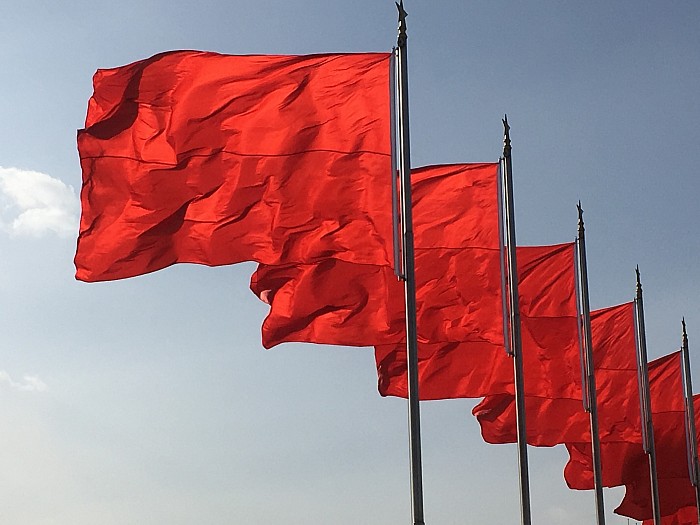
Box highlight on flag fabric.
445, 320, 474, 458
250, 162, 502, 349
376, 241, 578, 400
75, 51, 393, 282
472, 302, 639, 446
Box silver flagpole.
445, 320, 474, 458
680, 319, 700, 525
576, 203, 606, 525
395, 2, 425, 523
501, 116, 532, 525
634, 267, 662, 525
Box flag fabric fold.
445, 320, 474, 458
76, 51, 393, 282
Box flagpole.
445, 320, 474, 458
501, 116, 532, 525
395, 2, 425, 524
634, 267, 662, 525
576, 203, 606, 525
680, 319, 700, 525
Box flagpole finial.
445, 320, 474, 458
683, 317, 688, 339
396, 1, 408, 46
635, 265, 642, 295
577, 201, 585, 232
502, 115, 512, 157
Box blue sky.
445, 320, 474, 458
1, 1, 699, 524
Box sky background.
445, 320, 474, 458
1, 1, 699, 524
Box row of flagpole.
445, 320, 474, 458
393, 3, 699, 524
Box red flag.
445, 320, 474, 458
375, 242, 578, 399
643, 506, 699, 525
473, 302, 639, 446
615, 392, 700, 521
250, 163, 502, 348
564, 351, 685, 494
250, 259, 405, 348
75, 51, 393, 282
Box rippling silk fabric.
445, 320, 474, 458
375, 242, 578, 399
250, 163, 501, 349
473, 302, 639, 446
75, 51, 392, 282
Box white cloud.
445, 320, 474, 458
0, 370, 48, 392
0, 167, 79, 238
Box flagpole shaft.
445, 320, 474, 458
389, 48, 403, 278
576, 207, 606, 525
635, 273, 662, 525
497, 164, 512, 356
396, 6, 425, 524
501, 118, 532, 525
680, 322, 700, 525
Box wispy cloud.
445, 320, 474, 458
0, 167, 79, 238
0, 370, 48, 392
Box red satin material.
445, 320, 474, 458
375, 242, 578, 399
75, 51, 393, 281
564, 352, 695, 521
473, 302, 639, 446
250, 163, 502, 349
615, 392, 700, 522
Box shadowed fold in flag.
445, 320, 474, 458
75, 51, 393, 282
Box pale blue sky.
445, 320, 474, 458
1, 2, 699, 524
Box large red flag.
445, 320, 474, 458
75, 51, 393, 282
375, 242, 579, 399
563, 352, 685, 493
250, 163, 502, 348
473, 302, 639, 446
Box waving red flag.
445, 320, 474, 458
616, 392, 700, 522
375, 242, 578, 399
75, 51, 393, 282
564, 351, 685, 493
250, 163, 502, 348
473, 302, 639, 446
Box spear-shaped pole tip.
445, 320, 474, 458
396, 1, 408, 45
577, 201, 584, 230
635, 265, 642, 292
502, 115, 512, 156
683, 317, 688, 338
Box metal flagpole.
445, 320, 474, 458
634, 267, 662, 525
680, 319, 700, 525
576, 203, 606, 525
395, 2, 425, 523
501, 116, 532, 525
